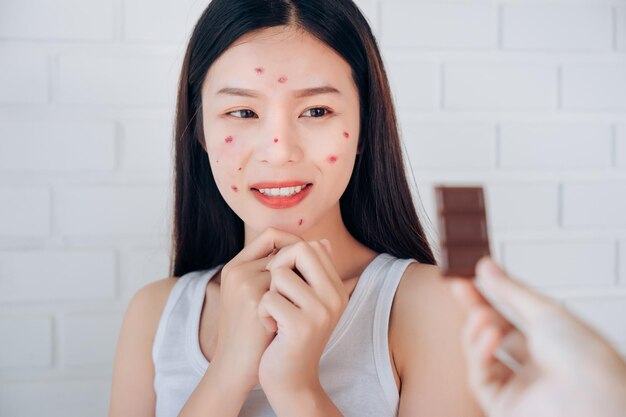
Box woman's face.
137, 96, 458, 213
201, 26, 361, 235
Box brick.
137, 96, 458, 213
121, 120, 173, 171
61, 313, 123, 367
0, 251, 116, 302
58, 54, 178, 105
0, 53, 47, 104
0, 187, 50, 237
0, 316, 52, 369
380, 3, 496, 49
0, 380, 110, 417
502, 4, 612, 51
0, 0, 114, 40
444, 63, 556, 110
562, 63, 626, 110
565, 297, 626, 348
0, 122, 116, 172
121, 247, 170, 300
563, 183, 626, 227
402, 123, 494, 169
124, 0, 208, 41
386, 62, 439, 110
486, 183, 558, 232
59, 185, 170, 236
502, 240, 614, 289
499, 123, 612, 169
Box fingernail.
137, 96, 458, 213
265, 259, 274, 270
321, 239, 332, 253
477, 257, 504, 281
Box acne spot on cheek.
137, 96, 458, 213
231, 185, 238, 192
225, 136, 233, 143
277, 76, 288, 83
254, 67, 265, 74
343, 131, 350, 139
328, 155, 338, 163
274, 138, 279, 143
298, 218, 304, 226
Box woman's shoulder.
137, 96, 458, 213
390, 262, 453, 331
389, 262, 483, 415
122, 276, 180, 351
390, 261, 463, 358
131, 276, 179, 313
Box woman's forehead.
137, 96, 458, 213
204, 28, 353, 93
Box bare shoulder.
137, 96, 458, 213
390, 262, 484, 416
130, 277, 179, 322
108, 277, 178, 417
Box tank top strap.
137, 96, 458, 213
372, 257, 418, 413
152, 269, 210, 365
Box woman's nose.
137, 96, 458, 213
257, 118, 303, 166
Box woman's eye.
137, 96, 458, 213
226, 107, 332, 119
227, 109, 258, 119
302, 107, 332, 118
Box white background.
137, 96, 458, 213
1, 0, 625, 415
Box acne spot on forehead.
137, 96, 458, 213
328, 155, 338, 163
254, 67, 265, 74
298, 218, 303, 226
225, 136, 233, 143
274, 138, 279, 143
277, 76, 288, 83
343, 131, 350, 139
231, 185, 238, 192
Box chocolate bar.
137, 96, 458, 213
434, 186, 491, 278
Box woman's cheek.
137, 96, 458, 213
210, 135, 247, 193
320, 129, 355, 166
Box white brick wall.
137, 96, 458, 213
502, 4, 613, 51
1, 0, 625, 414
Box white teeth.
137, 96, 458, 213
258, 184, 307, 197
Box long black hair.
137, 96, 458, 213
170, 0, 436, 277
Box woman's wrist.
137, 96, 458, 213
264, 380, 343, 417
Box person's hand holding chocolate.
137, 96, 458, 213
450, 256, 626, 417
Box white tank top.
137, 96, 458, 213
152, 252, 417, 417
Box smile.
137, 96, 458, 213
251, 184, 313, 209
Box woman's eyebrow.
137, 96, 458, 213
215, 86, 341, 98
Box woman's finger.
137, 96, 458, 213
269, 266, 319, 311
228, 227, 302, 271
265, 241, 337, 302
258, 290, 302, 334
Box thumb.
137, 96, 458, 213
475, 256, 555, 331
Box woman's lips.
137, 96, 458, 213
251, 184, 313, 209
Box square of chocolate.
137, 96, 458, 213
435, 186, 491, 278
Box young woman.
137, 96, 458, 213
108, 1, 484, 416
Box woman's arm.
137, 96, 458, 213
108, 278, 175, 417
391, 263, 485, 417
108, 278, 250, 417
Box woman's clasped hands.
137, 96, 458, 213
212, 227, 348, 410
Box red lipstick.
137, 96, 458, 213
250, 180, 313, 209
